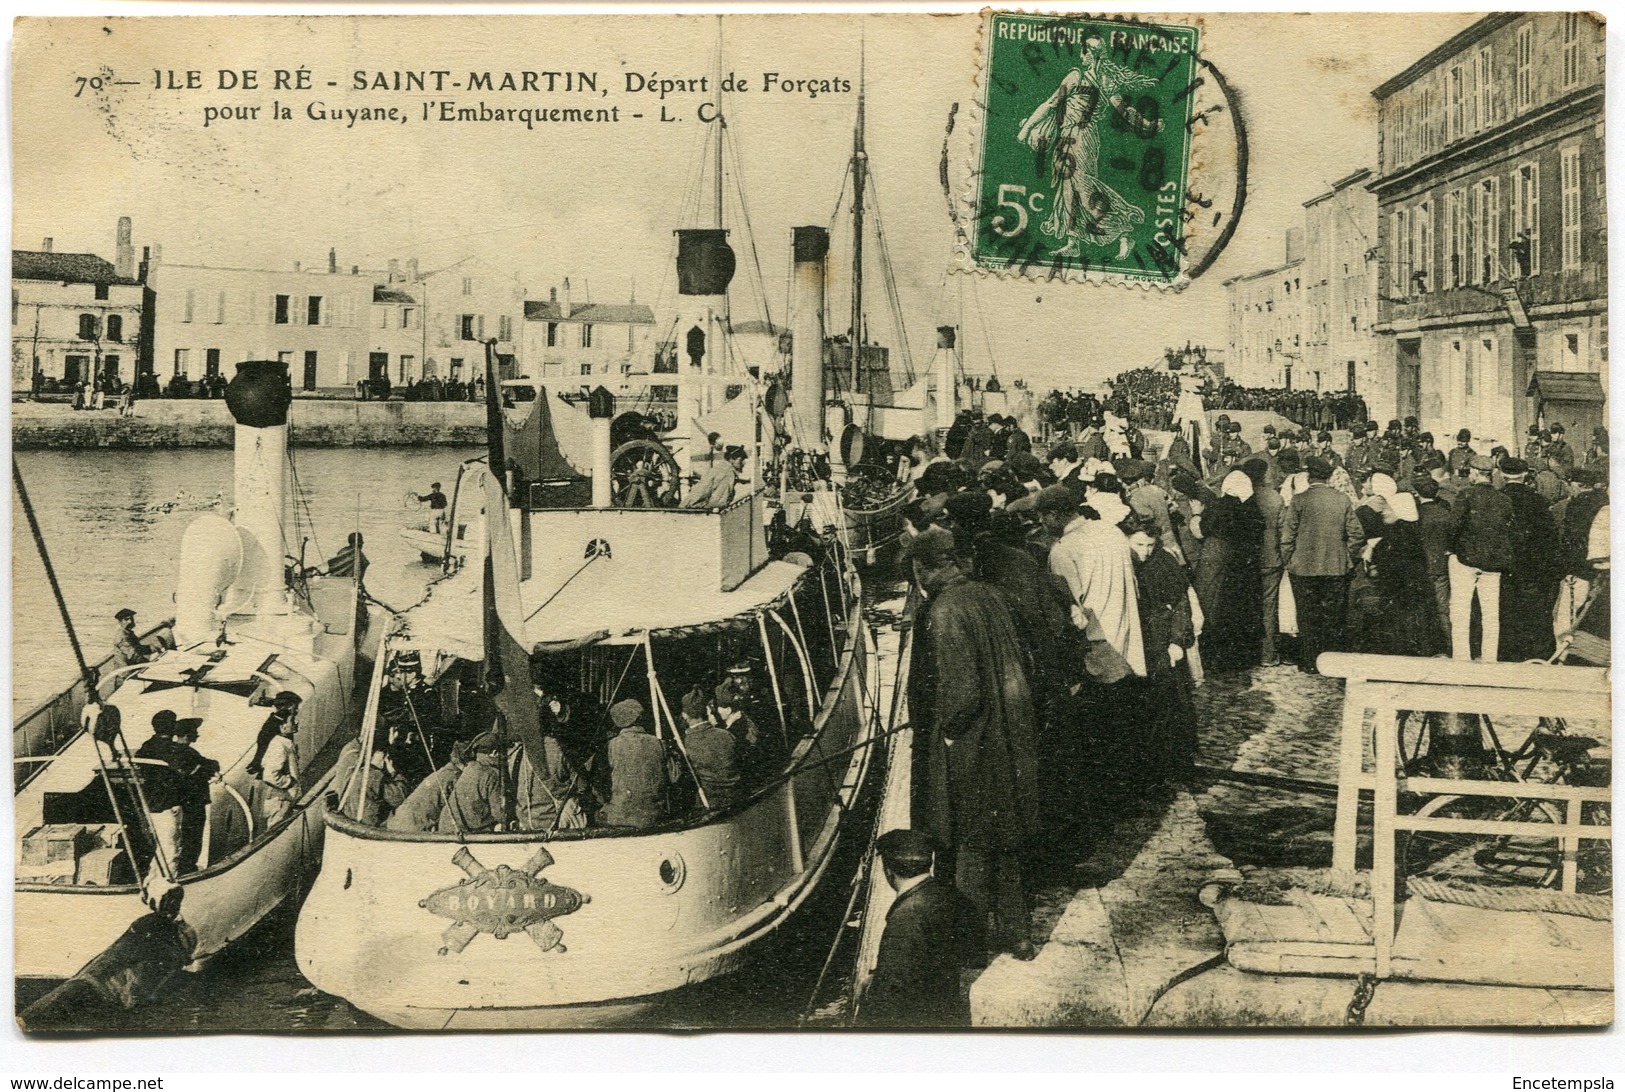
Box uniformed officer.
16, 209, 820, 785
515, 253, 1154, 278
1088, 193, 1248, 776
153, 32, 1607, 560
1546, 423, 1575, 471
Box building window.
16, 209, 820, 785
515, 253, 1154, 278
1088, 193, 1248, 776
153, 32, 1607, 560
1562, 13, 1581, 89
462, 277, 473, 296
400, 354, 415, 382
460, 314, 476, 340
1478, 176, 1500, 282
277, 350, 293, 364
1560, 145, 1581, 270
106, 314, 123, 342
579, 362, 592, 376
1392, 101, 1406, 164
1460, 339, 1474, 397
546, 322, 558, 347
173, 348, 189, 375
376, 306, 389, 330
307, 296, 323, 325
1515, 24, 1534, 111
1476, 46, 1493, 129
581, 324, 594, 349
1449, 65, 1465, 141
205, 349, 221, 377
274, 294, 291, 324
183, 288, 195, 323
1514, 161, 1541, 276
93, 283, 110, 302
1447, 190, 1466, 288
498, 314, 512, 342
1418, 86, 1434, 154
1557, 330, 1585, 371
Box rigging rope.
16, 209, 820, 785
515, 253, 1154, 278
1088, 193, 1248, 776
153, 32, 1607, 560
13, 463, 95, 686
864, 168, 916, 386
726, 115, 777, 335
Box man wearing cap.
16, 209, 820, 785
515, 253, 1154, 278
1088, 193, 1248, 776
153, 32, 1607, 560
1344, 421, 1375, 485
163, 716, 219, 874
389, 741, 473, 833
1445, 455, 1513, 661
1312, 431, 1343, 471
859, 829, 975, 1027
1547, 425, 1573, 471
114, 608, 169, 666
685, 444, 748, 508
1522, 426, 1545, 464
255, 698, 303, 828
416, 481, 449, 532
1498, 457, 1561, 662
1447, 429, 1477, 476
678, 688, 741, 811
134, 711, 191, 876
905, 526, 1040, 961
1280, 455, 1365, 674
1413, 476, 1455, 636
438, 732, 507, 834
1076, 416, 1111, 465
714, 679, 781, 791
599, 699, 669, 829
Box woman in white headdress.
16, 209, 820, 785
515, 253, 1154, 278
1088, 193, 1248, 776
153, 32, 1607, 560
1189, 470, 1266, 672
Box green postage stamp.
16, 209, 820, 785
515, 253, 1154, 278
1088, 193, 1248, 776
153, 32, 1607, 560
965, 13, 1204, 286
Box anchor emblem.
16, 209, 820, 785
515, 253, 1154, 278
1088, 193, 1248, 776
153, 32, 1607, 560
419, 846, 589, 956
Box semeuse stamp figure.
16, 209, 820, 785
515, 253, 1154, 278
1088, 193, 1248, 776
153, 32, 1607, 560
972, 15, 1200, 282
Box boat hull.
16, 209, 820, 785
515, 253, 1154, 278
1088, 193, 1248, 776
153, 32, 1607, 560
14, 775, 338, 981
296, 630, 875, 1028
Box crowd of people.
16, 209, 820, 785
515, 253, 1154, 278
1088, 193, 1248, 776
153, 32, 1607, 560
872, 414, 1611, 1020
1203, 381, 1369, 432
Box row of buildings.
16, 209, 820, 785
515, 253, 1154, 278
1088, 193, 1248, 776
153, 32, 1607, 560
11, 227, 656, 395
1225, 12, 1606, 448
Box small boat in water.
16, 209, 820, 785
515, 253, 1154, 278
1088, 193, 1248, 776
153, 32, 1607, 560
13, 361, 376, 992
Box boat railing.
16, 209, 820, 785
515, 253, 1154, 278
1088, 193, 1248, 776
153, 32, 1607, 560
12, 621, 175, 792
1318, 651, 1612, 980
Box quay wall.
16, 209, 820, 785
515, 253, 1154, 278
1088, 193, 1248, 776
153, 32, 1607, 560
12, 400, 488, 449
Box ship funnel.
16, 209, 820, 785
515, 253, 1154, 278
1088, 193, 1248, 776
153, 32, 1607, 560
223, 361, 293, 611
675, 229, 736, 297
928, 325, 958, 437
790, 226, 829, 448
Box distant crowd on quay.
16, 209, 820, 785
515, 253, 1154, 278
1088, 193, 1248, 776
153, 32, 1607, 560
1040, 368, 1371, 436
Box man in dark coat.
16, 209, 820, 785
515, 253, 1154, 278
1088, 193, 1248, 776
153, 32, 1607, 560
1280, 456, 1365, 673
599, 699, 670, 829
1243, 458, 1285, 666
1126, 519, 1197, 778
1498, 458, 1561, 662
858, 829, 975, 1027
1413, 476, 1455, 636
1447, 455, 1513, 661
906, 527, 1040, 961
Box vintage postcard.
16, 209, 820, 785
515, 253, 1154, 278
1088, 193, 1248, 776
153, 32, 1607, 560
8, 10, 1613, 1039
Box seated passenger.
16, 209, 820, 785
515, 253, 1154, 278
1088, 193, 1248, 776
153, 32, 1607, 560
437, 731, 506, 835
359, 742, 408, 827
598, 699, 670, 829
679, 688, 741, 810
387, 740, 471, 832
715, 681, 785, 789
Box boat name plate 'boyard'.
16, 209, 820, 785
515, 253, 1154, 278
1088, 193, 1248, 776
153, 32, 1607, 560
420, 846, 590, 956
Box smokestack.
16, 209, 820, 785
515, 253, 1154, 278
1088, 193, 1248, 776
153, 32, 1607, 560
560, 278, 572, 317
328, 247, 338, 274
115, 217, 135, 280
139, 246, 151, 284
387, 259, 400, 283
407, 258, 419, 281
222, 361, 294, 613
930, 325, 959, 437
42, 238, 52, 253
790, 226, 828, 448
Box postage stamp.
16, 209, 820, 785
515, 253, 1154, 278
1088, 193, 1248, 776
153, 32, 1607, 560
960, 12, 1215, 286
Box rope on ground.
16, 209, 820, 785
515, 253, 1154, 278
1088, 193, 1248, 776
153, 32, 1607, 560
1406, 877, 1613, 921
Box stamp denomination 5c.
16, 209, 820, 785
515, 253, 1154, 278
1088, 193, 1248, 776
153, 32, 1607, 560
963, 13, 1208, 286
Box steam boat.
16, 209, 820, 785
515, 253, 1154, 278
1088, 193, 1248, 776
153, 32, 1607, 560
295, 178, 884, 1024
13, 362, 376, 984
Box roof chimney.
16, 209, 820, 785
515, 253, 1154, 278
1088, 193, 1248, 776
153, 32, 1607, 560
560, 277, 572, 317
407, 258, 419, 281
549, 286, 557, 305
388, 259, 400, 283
351, 265, 359, 275
294, 260, 302, 273
328, 247, 338, 274
42, 237, 52, 253
115, 217, 135, 280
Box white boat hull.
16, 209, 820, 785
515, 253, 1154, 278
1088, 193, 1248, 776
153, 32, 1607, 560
15, 773, 338, 981
297, 632, 875, 1028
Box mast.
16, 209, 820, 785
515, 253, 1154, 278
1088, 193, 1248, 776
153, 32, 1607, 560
848, 44, 866, 392
713, 16, 725, 233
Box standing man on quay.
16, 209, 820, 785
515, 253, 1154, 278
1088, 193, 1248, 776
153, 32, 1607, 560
859, 829, 974, 1027
906, 526, 1039, 962
1279, 455, 1364, 674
